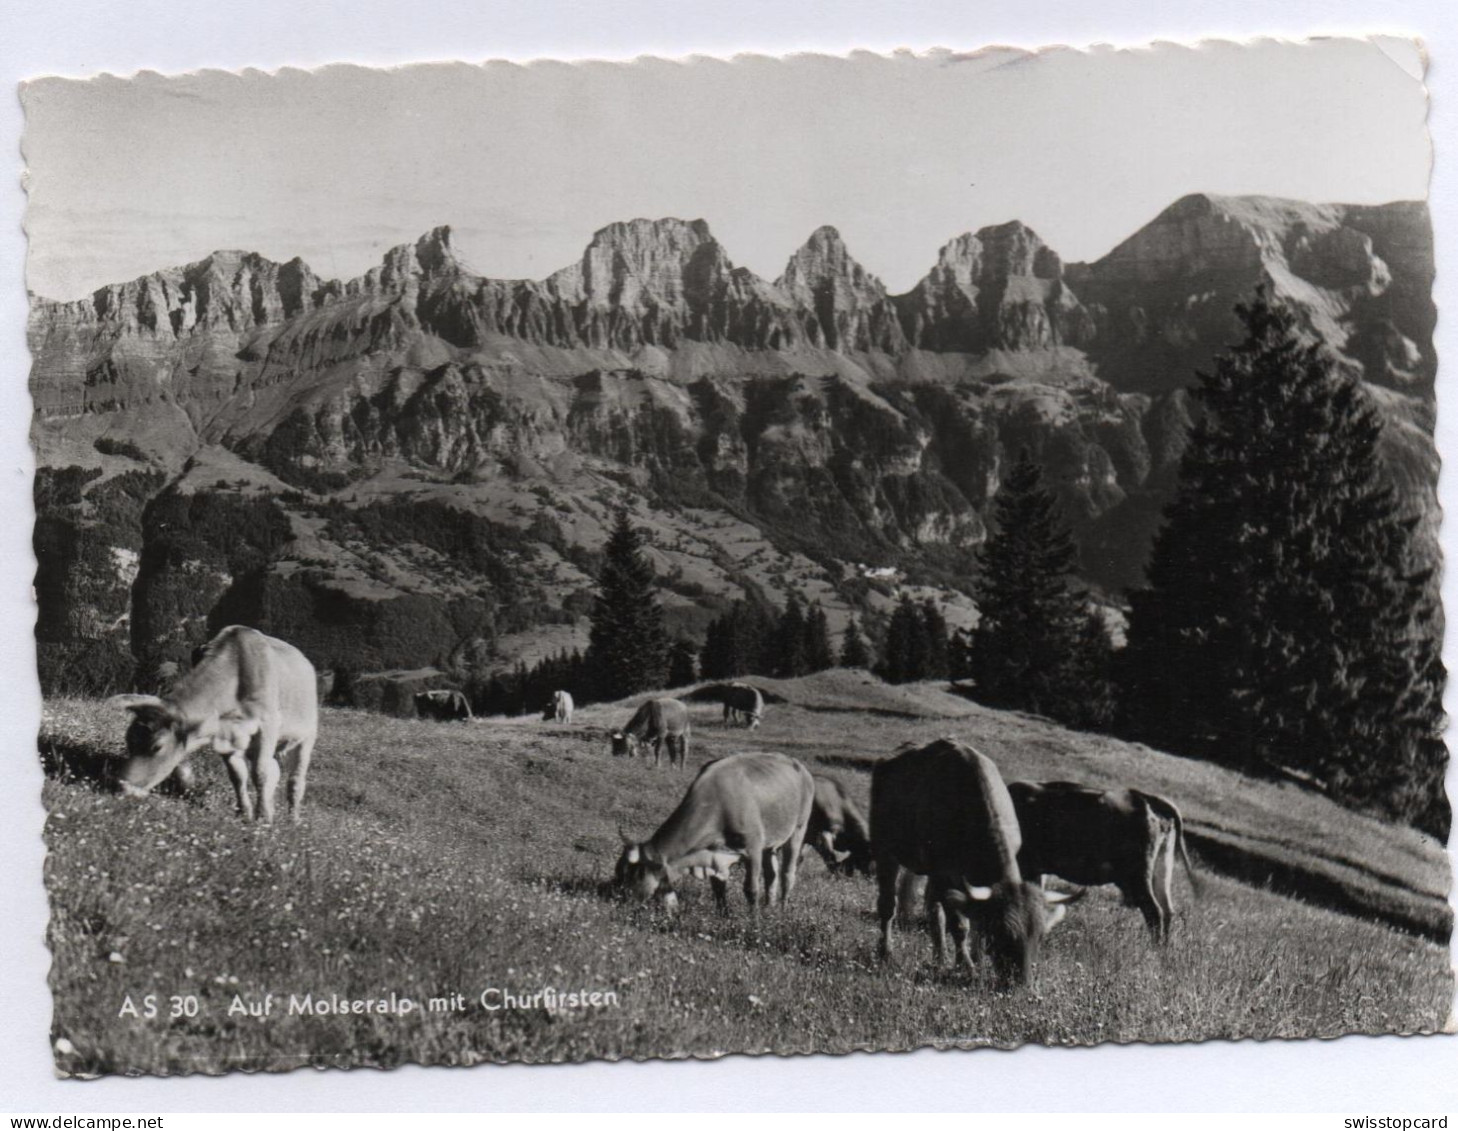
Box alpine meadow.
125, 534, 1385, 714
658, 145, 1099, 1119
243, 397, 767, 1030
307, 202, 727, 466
22, 46, 1452, 1076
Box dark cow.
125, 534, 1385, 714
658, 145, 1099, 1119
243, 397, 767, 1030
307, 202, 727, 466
871, 738, 1080, 985
803, 774, 873, 875
611, 698, 690, 768
616, 752, 815, 914
108, 626, 318, 824
1009, 780, 1199, 942
722, 682, 764, 729
415, 688, 473, 721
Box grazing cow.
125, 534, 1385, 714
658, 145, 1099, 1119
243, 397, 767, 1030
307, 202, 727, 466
611, 698, 690, 769
803, 774, 873, 876
616, 752, 815, 914
871, 738, 1080, 985
1008, 780, 1199, 942
552, 689, 574, 725
414, 688, 473, 722
107, 626, 318, 824
722, 682, 764, 729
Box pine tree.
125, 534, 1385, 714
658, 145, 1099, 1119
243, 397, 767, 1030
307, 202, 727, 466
969, 449, 1089, 718
772, 593, 810, 678
839, 615, 872, 669
1121, 288, 1446, 836
585, 510, 670, 700
804, 602, 835, 672
880, 594, 929, 684
921, 598, 950, 680
667, 638, 699, 689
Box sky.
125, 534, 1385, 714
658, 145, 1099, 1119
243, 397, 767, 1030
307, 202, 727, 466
21, 37, 1432, 302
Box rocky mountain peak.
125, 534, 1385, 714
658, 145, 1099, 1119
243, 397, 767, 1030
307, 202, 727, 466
774, 225, 903, 351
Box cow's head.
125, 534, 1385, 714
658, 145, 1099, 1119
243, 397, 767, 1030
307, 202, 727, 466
610, 731, 637, 758
107, 695, 259, 798
614, 843, 678, 911
944, 881, 1083, 986
836, 831, 875, 877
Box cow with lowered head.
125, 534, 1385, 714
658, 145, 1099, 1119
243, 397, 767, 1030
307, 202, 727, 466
871, 738, 1081, 986
611, 697, 690, 768
1009, 780, 1199, 943
803, 774, 873, 876
617, 751, 815, 914
108, 626, 318, 824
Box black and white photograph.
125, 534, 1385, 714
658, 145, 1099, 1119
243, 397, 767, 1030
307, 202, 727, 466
17, 31, 1453, 1083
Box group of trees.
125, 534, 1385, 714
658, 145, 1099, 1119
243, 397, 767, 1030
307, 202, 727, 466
699, 594, 835, 682
958, 290, 1443, 835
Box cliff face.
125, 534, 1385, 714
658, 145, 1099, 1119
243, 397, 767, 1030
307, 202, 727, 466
29, 195, 1437, 680
1067, 194, 1436, 394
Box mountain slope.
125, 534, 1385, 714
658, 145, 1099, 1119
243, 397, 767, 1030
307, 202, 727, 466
29, 195, 1437, 684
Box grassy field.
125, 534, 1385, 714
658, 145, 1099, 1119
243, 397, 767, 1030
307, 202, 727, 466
40, 672, 1454, 1075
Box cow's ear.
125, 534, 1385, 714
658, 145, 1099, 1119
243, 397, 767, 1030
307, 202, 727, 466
966, 886, 994, 901
107, 694, 175, 728
1044, 902, 1069, 931
1043, 887, 1086, 906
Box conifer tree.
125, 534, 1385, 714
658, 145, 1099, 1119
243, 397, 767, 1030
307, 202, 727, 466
585, 510, 670, 700
921, 598, 950, 680
880, 594, 929, 684
839, 615, 872, 669
1121, 288, 1446, 836
667, 638, 699, 689
804, 602, 835, 672
773, 592, 810, 678
969, 449, 1088, 717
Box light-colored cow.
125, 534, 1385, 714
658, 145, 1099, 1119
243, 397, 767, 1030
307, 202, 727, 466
616, 751, 815, 914
1008, 780, 1200, 943
722, 682, 764, 729
552, 689, 574, 724
108, 626, 318, 824
871, 738, 1082, 986
611, 698, 690, 769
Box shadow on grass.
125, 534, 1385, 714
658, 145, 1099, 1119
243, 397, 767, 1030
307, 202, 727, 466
38, 737, 114, 791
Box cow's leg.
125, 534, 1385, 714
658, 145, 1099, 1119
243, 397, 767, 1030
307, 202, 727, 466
1152, 833, 1177, 942
223, 748, 253, 820
876, 862, 901, 961
744, 844, 767, 911
925, 876, 950, 966
652, 738, 662, 768
944, 891, 976, 971
761, 848, 780, 905
778, 837, 803, 905
1128, 865, 1167, 942
248, 725, 283, 824
709, 871, 730, 913
287, 734, 316, 822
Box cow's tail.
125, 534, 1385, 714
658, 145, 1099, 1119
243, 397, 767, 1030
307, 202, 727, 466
1134, 790, 1202, 897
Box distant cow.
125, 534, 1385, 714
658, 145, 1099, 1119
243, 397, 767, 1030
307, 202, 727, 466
871, 738, 1081, 985
616, 751, 815, 914
1009, 780, 1199, 943
552, 689, 574, 724
722, 682, 764, 729
415, 688, 473, 721
107, 626, 319, 824
803, 774, 873, 876
611, 698, 690, 769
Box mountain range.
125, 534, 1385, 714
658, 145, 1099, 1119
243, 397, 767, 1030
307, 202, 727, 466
29, 193, 1438, 685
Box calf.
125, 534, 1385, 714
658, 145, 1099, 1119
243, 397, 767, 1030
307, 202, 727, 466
108, 626, 318, 824
617, 752, 815, 914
